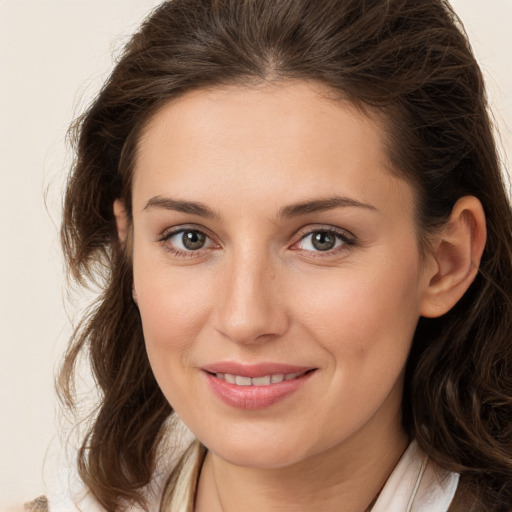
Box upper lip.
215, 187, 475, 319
201, 362, 315, 378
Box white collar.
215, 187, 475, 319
48, 439, 458, 512
166, 440, 459, 512
372, 441, 459, 512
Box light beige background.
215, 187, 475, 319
0, 0, 510, 509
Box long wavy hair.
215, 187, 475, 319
60, 0, 512, 510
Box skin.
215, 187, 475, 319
115, 81, 486, 512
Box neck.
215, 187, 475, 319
195, 412, 408, 512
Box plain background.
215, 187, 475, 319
1, 0, 511, 509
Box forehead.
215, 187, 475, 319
132, 80, 413, 218
137, 81, 383, 165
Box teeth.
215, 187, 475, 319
224, 374, 236, 384
252, 375, 271, 386
235, 375, 252, 386
216, 372, 304, 386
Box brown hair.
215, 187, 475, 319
60, 0, 512, 510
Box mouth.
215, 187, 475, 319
205, 369, 314, 386
202, 364, 317, 410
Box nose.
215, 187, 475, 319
213, 249, 290, 345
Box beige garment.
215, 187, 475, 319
23, 496, 49, 512
161, 440, 459, 512
26, 440, 459, 512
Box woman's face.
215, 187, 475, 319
127, 81, 434, 468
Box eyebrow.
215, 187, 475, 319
278, 196, 378, 219
143, 195, 377, 219
144, 196, 220, 219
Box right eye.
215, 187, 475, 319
160, 227, 217, 257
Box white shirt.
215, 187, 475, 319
45, 440, 458, 512
164, 440, 459, 512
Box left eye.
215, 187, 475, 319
164, 229, 214, 251
296, 230, 349, 252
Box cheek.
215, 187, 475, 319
285, 254, 422, 438
132, 257, 214, 384
290, 250, 423, 362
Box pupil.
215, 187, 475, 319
312, 231, 335, 251
182, 231, 206, 250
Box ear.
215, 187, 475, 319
113, 199, 129, 242
420, 196, 487, 318
113, 199, 138, 303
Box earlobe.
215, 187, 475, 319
420, 196, 487, 318
113, 199, 129, 242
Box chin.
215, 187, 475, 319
195, 423, 318, 469
214, 443, 306, 469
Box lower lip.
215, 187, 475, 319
204, 371, 315, 410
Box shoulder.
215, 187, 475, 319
23, 496, 49, 512
372, 441, 459, 512
160, 440, 207, 512
447, 475, 512, 512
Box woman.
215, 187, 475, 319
41, 0, 512, 510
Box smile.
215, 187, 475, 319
212, 372, 305, 386
202, 365, 317, 410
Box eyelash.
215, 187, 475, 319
158, 225, 355, 259
292, 226, 355, 257
158, 225, 218, 259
